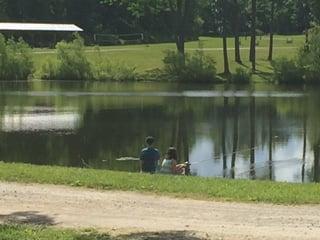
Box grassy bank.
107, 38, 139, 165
0, 162, 320, 205
0, 225, 111, 240
0, 224, 197, 240
32, 35, 304, 82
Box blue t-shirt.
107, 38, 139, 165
140, 147, 160, 173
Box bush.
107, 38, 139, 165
40, 35, 137, 81
92, 47, 137, 81
272, 58, 304, 84
40, 34, 93, 80
297, 26, 320, 83
0, 34, 33, 80
231, 68, 252, 84
163, 50, 217, 82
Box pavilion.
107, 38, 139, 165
0, 22, 83, 47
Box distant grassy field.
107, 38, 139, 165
1, 162, 320, 205
32, 35, 305, 81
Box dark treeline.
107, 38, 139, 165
0, 0, 319, 42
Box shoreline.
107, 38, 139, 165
1, 162, 320, 205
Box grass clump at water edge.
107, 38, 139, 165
231, 67, 252, 84
0, 162, 320, 205
162, 50, 219, 83
272, 57, 304, 84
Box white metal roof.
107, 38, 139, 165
0, 22, 83, 32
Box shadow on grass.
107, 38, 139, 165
0, 226, 209, 240
0, 211, 56, 226
73, 231, 111, 240
237, 62, 250, 69
254, 71, 274, 81
118, 231, 208, 240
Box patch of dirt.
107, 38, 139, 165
0, 182, 319, 240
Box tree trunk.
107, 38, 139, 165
268, 0, 275, 61
250, 97, 256, 179
222, 0, 230, 74
223, 37, 230, 74
231, 98, 240, 179
175, 0, 191, 61
234, 0, 242, 63
176, 35, 185, 56
176, 0, 185, 57
250, 0, 256, 71
235, 36, 241, 63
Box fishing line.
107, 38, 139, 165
235, 158, 305, 177
191, 146, 260, 165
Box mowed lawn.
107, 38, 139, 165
32, 35, 305, 80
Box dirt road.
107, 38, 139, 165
0, 182, 319, 240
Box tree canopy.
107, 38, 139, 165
0, 0, 316, 42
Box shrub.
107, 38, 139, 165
231, 68, 252, 84
40, 34, 93, 80
0, 34, 33, 80
163, 50, 217, 82
40, 59, 57, 80
297, 26, 320, 83
40, 36, 137, 81
92, 47, 137, 81
272, 58, 304, 84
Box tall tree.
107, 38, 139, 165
222, 0, 230, 74
296, 0, 312, 43
310, 0, 320, 23
174, 0, 194, 57
103, 0, 198, 57
268, 0, 275, 61
233, 0, 242, 63
208, 0, 231, 74
250, 0, 257, 71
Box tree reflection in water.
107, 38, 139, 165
0, 83, 320, 183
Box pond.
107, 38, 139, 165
0, 81, 319, 183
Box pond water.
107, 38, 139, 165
0, 81, 320, 183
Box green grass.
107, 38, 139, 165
0, 225, 112, 240
0, 224, 198, 240
32, 35, 304, 82
1, 162, 320, 205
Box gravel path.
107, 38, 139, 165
0, 182, 319, 240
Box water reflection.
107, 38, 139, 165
2, 111, 79, 132
0, 82, 320, 183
